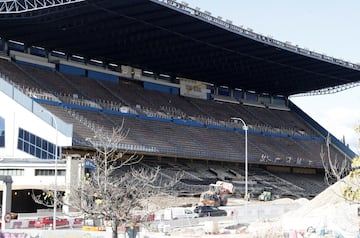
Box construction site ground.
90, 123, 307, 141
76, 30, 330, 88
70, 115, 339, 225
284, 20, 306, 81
142, 176, 360, 238
5, 176, 360, 238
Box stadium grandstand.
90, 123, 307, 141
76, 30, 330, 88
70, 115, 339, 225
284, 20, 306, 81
0, 0, 358, 213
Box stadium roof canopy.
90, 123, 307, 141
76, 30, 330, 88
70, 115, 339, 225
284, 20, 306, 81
0, 0, 359, 96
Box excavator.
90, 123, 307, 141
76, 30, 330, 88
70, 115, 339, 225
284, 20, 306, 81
258, 187, 273, 201
199, 181, 234, 206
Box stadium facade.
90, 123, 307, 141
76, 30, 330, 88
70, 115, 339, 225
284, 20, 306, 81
0, 0, 358, 212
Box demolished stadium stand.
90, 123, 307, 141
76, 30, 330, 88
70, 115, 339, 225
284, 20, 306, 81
0, 0, 358, 212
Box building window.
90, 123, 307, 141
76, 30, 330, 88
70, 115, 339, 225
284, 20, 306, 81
35, 169, 65, 176
17, 128, 60, 160
0, 169, 24, 176
0, 116, 4, 147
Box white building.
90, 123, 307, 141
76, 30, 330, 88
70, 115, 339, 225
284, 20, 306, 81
0, 76, 73, 212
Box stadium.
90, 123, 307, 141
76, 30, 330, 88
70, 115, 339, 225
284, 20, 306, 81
0, 0, 358, 214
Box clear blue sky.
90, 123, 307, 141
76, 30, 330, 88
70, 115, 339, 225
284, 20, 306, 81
184, 0, 360, 153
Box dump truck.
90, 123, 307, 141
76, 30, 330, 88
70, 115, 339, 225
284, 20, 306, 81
199, 181, 234, 206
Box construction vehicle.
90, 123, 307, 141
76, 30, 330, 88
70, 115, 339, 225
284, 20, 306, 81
258, 187, 273, 201
199, 181, 234, 206
82, 215, 106, 232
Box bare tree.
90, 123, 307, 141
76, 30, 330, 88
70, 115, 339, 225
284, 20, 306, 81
321, 133, 351, 185
63, 122, 182, 238
321, 129, 360, 202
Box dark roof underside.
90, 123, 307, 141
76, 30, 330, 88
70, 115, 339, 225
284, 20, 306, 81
0, 0, 359, 96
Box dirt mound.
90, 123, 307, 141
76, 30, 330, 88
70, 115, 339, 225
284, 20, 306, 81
142, 195, 199, 211
286, 176, 355, 217
283, 175, 359, 237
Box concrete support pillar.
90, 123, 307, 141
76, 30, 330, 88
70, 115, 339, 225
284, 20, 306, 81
25, 45, 31, 54
62, 155, 82, 214
3, 40, 8, 55
1, 175, 12, 231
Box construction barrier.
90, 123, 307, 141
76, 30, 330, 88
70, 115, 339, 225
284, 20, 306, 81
8, 218, 83, 229
0, 229, 110, 238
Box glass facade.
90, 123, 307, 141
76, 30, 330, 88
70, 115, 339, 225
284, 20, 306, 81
17, 128, 60, 160
0, 116, 4, 147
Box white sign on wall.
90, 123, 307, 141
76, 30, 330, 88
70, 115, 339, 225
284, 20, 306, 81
179, 78, 209, 99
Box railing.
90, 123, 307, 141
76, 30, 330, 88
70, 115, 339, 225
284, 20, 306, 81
33, 97, 326, 167
1, 70, 328, 168
154, 0, 360, 71
0, 0, 85, 14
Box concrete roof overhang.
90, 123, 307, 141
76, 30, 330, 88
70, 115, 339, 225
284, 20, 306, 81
0, 0, 359, 96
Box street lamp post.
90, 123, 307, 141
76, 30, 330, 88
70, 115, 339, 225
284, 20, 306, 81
231, 117, 248, 202
41, 110, 58, 230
